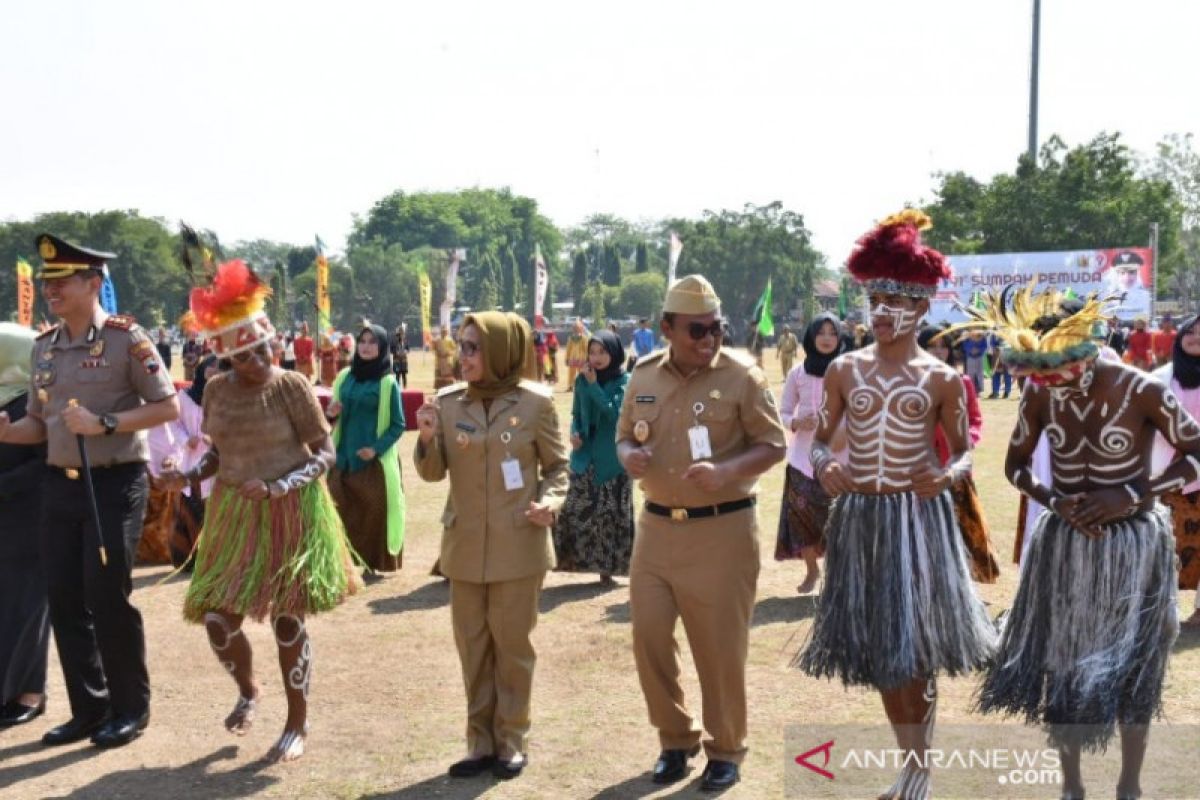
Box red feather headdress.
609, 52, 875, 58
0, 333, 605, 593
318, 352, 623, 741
846, 209, 952, 298
184, 259, 275, 357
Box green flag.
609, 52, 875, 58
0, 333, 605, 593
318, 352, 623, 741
755, 278, 775, 337
1063, 287, 1077, 300
837, 279, 849, 319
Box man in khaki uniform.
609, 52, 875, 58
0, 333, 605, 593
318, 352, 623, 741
776, 324, 799, 377
413, 311, 569, 780
0, 234, 178, 750
616, 275, 786, 791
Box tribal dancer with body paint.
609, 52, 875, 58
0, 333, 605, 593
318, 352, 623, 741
795, 211, 996, 800
161, 260, 358, 763
960, 285, 1195, 800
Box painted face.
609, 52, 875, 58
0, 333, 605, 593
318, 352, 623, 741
230, 342, 273, 385
1025, 359, 1094, 398
868, 293, 921, 341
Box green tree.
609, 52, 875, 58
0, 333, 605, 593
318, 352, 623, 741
1146, 133, 1200, 308
0, 210, 186, 327
584, 280, 607, 327
618, 273, 666, 320
602, 243, 623, 286
921, 133, 1183, 278
635, 242, 649, 273
660, 202, 824, 330
570, 251, 588, 311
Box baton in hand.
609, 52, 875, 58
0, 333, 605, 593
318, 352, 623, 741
68, 399, 109, 567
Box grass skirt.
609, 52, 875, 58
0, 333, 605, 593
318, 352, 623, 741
183, 480, 359, 622
977, 505, 1179, 751
793, 490, 997, 690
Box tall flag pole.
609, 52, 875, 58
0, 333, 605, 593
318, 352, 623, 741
668, 231, 683, 284
533, 243, 549, 328
15, 258, 34, 327
418, 269, 433, 347
314, 235, 331, 333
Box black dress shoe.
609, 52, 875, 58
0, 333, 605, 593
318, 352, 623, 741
90, 711, 149, 749
700, 760, 740, 792
42, 714, 110, 746
492, 754, 526, 780
0, 698, 46, 727
652, 745, 700, 784
447, 755, 495, 777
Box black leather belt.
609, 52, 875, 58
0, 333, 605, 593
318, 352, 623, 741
645, 497, 755, 521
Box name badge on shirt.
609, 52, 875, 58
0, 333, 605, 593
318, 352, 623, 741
688, 425, 713, 460
501, 457, 525, 491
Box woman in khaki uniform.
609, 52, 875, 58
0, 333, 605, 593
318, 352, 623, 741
413, 311, 569, 781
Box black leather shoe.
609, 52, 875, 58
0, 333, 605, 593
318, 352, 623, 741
492, 754, 526, 780
652, 745, 700, 784
42, 714, 109, 746
0, 698, 46, 727
700, 760, 740, 792
90, 711, 149, 749
447, 755, 495, 777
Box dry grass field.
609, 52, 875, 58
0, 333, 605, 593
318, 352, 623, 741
2, 348, 1197, 799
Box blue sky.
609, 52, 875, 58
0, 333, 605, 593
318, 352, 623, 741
2, 0, 1195, 264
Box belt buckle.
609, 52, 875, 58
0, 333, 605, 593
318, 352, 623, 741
65, 468, 80, 480
670, 507, 689, 522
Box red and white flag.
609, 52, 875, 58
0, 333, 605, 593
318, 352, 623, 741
668, 231, 683, 284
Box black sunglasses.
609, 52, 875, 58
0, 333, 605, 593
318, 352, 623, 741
686, 320, 725, 341
458, 340, 480, 356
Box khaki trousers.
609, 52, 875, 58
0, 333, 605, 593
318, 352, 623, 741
449, 574, 543, 759
630, 507, 759, 764
781, 355, 794, 377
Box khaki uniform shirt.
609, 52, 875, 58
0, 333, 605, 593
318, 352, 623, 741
27, 308, 177, 468
616, 347, 786, 509
414, 379, 570, 583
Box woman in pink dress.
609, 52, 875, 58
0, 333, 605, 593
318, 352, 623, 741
776, 313, 846, 593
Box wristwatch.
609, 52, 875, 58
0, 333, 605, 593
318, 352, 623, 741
100, 413, 119, 436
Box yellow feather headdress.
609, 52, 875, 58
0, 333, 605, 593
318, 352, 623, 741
936, 283, 1115, 369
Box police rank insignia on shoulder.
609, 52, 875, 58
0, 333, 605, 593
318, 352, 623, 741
104, 314, 137, 331
130, 339, 159, 374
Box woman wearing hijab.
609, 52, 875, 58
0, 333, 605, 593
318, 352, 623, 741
552, 330, 634, 585
918, 326, 999, 583
1153, 313, 1200, 627
327, 324, 406, 575
413, 311, 569, 780
776, 313, 845, 594
0, 323, 49, 728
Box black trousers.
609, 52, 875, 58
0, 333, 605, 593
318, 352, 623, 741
41, 463, 149, 720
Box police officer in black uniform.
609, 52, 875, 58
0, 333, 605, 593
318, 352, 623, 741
0, 234, 179, 749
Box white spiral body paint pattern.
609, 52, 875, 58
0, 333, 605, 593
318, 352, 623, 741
844, 357, 937, 492
275, 614, 313, 700
204, 612, 244, 676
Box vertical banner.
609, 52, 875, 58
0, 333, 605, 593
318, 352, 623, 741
419, 269, 433, 347
99, 268, 119, 314
315, 235, 330, 332
668, 231, 683, 285
439, 248, 463, 330
534, 242, 548, 327
15, 258, 34, 327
